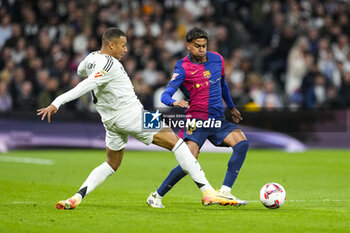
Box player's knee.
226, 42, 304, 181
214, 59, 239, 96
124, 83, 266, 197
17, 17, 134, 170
233, 139, 249, 154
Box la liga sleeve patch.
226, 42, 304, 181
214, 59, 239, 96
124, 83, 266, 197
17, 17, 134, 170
94, 70, 106, 78
170, 73, 179, 81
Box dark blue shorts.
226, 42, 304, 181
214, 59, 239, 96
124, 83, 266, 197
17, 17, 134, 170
179, 118, 239, 149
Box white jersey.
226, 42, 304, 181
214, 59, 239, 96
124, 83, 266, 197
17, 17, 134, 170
52, 51, 142, 124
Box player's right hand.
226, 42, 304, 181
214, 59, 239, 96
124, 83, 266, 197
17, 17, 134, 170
37, 105, 58, 123
173, 100, 189, 108
231, 108, 243, 124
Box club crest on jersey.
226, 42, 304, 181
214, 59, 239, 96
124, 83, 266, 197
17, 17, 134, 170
94, 70, 106, 78
203, 70, 211, 79
171, 73, 179, 81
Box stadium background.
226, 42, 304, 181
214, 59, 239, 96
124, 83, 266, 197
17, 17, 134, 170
0, 0, 349, 150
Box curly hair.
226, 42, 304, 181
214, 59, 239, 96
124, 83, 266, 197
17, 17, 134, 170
185, 27, 208, 42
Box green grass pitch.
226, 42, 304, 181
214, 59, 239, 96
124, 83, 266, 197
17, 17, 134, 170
0, 149, 349, 233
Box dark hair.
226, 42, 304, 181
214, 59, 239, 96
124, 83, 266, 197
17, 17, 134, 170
102, 27, 126, 44
185, 27, 208, 42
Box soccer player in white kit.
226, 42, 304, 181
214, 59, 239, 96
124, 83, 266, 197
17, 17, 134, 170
37, 28, 238, 209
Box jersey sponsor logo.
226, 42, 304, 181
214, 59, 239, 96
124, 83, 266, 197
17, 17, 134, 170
209, 77, 221, 84
87, 62, 96, 69
94, 70, 106, 78
170, 73, 179, 81
203, 70, 211, 79
193, 81, 209, 88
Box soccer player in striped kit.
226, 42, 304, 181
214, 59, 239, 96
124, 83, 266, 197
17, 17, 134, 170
147, 27, 249, 208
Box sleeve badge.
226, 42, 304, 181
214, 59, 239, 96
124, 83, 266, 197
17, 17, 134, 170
94, 70, 106, 78
170, 73, 179, 81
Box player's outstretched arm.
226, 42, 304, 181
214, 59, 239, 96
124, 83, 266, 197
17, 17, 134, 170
37, 78, 98, 123
37, 105, 58, 123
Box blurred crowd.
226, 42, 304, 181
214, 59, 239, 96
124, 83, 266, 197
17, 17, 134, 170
1, 0, 350, 114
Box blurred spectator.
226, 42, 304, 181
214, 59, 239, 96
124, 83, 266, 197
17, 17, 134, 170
247, 73, 264, 107
230, 80, 250, 108
342, 51, 350, 73
307, 28, 320, 58
11, 37, 26, 64
286, 0, 301, 27
332, 34, 349, 62
317, 37, 330, 60
323, 85, 344, 108
0, 46, 11, 70
9, 67, 25, 108
303, 73, 328, 109
0, 60, 14, 84
339, 72, 350, 107
73, 27, 90, 54
37, 77, 62, 108
285, 37, 313, 97
310, 2, 326, 29
272, 25, 296, 87
4, 23, 21, 48
260, 12, 285, 72
142, 59, 159, 87
34, 69, 49, 96
317, 49, 340, 86
22, 7, 39, 42
258, 79, 284, 110
0, 81, 12, 113
338, 13, 350, 36
184, 0, 212, 21
132, 71, 153, 108
216, 25, 232, 58
0, 14, 12, 49
164, 31, 185, 56
124, 56, 138, 78
16, 81, 36, 110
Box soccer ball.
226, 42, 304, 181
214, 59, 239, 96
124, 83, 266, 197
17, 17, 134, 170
260, 182, 286, 209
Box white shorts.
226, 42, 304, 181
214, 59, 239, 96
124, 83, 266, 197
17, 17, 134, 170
103, 107, 159, 151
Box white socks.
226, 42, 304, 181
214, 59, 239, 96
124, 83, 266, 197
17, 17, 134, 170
172, 138, 213, 192
220, 185, 231, 193
76, 161, 115, 200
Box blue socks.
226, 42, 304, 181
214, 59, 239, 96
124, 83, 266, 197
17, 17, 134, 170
222, 140, 249, 188
156, 140, 249, 197
157, 165, 187, 196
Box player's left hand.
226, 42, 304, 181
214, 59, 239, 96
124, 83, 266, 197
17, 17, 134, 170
231, 108, 243, 124
37, 105, 58, 123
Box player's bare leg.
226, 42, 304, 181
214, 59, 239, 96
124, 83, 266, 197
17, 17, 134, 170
150, 127, 238, 206
219, 129, 249, 206
56, 148, 124, 210
185, 140, 199, 158
221, 129, 246, 147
